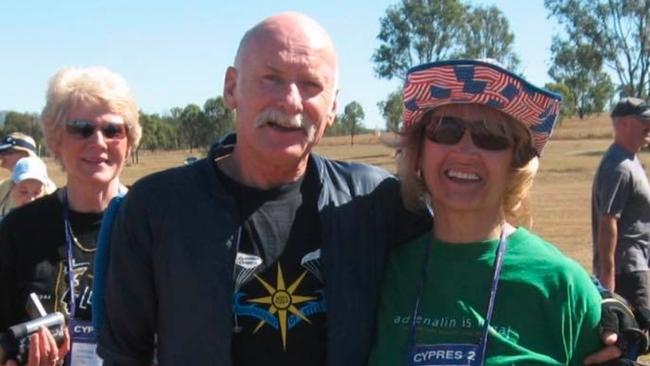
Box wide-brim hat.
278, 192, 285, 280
402, 59, 562, 155
0, 132, 37, 156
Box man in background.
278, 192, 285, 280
593, 97, 650, 309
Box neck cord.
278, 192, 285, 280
405, 225, 509, 366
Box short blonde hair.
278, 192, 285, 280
397, 104, 539, 226
40, 66, 141, 155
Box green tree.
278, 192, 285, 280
373, 0, 468, 81
548, 39, 614, 118
378, 89, 403, 132
373, 1, 520, 81
180, 104, 209, 153
3, 111, 43, 153
138, 112, 174, 153
134, 112, 153, 163
340, 101, 365, 145
168, 107, 184, 149
544, 82, 576, 121
203, 96, 235, 144
457, 5, 520, 70
157, 116, 179, 150
324, 115, 345, 137
545, 0, 650, 98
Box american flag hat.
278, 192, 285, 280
402, 59, 562, 155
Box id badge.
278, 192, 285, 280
69, 319, 102, 366
409, 343, 479, 366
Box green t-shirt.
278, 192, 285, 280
368, 228, 602, 365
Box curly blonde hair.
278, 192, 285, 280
397, 104, 539, 227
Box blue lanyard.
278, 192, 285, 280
62, 186, 126, 319
405, 227, 509, 366
62, 189, 79, 319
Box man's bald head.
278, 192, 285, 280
234, 12, 339, 91
222, 12, 341, 184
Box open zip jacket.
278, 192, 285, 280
97, 134, 430, 366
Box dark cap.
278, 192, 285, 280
611, 97, 650, 121
0, 132, 37, 155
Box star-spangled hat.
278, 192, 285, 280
402, 59, 562, 155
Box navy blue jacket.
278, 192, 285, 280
97, 135, 430, 365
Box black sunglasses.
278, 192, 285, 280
424, 116, 513, 151
65, 120, 128, 140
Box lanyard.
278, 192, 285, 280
232, 226, 244, 333
405, 227, 509, 366
62, 188, 79, 319
62, 187, 125, 366
62, 186, 126, 319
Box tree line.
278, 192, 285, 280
375, 0, 650, 131
0, 98, 372, 158
0, 96, 236, 158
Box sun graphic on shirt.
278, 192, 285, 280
248, 263, 316, 350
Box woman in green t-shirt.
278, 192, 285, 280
368, 59, 602, 365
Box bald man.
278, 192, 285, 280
98, 12, 427, 365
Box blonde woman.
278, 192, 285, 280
0, 66, 141, 366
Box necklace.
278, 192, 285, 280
71, 232, 96, 253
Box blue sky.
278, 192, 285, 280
1, 0, 558, 129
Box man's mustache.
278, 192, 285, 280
254, 109, 316, 141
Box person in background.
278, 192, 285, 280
368, 60, 602, 365
0, 132, 55, 216
592, 97, 650, 310
5, 156, 50, 214
0, 65, 141, 366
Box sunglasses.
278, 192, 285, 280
424, 116, 513, 151
65, 120, 128, 140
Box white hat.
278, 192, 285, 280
11, 157, 49, 185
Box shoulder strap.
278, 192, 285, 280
92, 195, 125, 332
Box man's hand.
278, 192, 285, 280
585, 291, 650, 365
2, 326, 70, 366
584, 331, 622, 364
